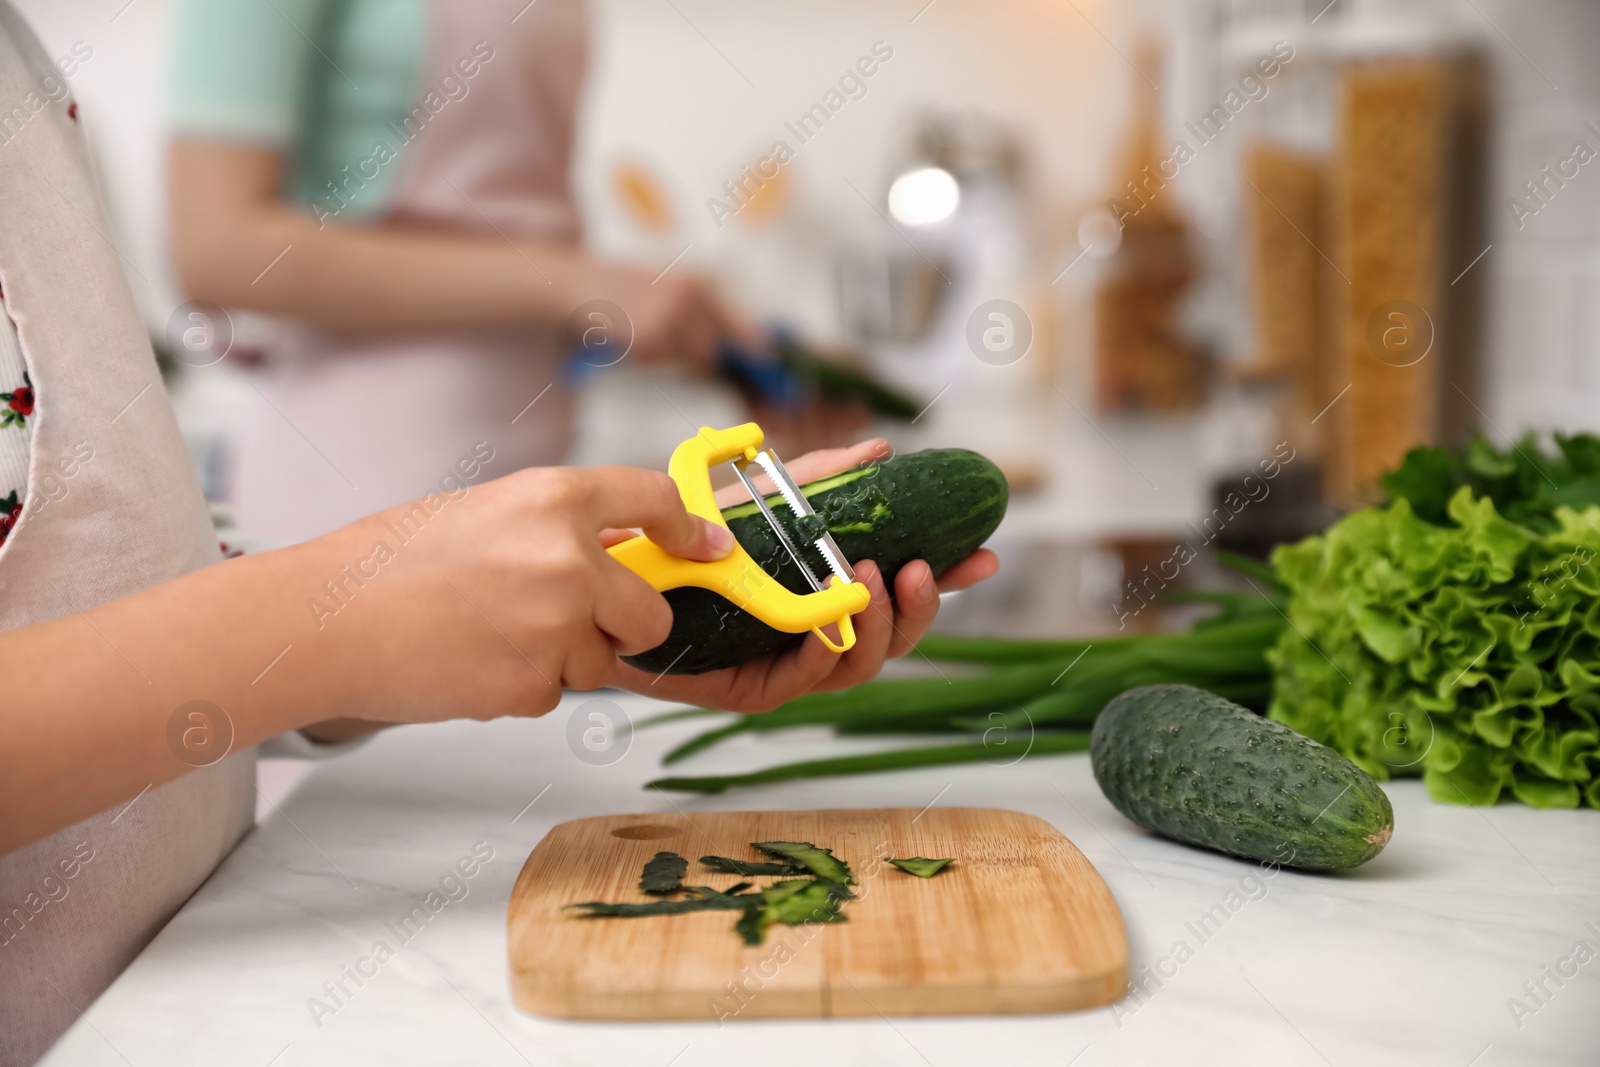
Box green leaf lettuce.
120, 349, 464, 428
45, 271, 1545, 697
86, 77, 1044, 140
1268, 484, 1600, 808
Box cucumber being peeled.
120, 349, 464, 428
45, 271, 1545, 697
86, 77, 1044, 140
623, 448, 1008, 675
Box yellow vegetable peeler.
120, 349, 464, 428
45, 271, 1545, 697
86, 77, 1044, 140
606, 424, 872, 653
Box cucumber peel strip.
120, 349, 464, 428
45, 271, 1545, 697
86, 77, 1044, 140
753, 842, 854, 886
565, 886, 753, 917
637, 851, 687, 894
699, 856, 808, 877
887, 857, 954, 878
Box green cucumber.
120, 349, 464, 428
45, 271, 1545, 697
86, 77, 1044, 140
1090, 684, 1393, 871
623, 448, 1008, 675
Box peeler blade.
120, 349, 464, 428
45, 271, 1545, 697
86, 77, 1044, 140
733, 459, 824, 592
751, 450, 857, 587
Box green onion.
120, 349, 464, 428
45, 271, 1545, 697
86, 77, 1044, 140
648, 732, 1093, 794
644, 599, 1285, 792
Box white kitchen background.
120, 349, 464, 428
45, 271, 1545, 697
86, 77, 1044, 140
14, 0, 1599, 471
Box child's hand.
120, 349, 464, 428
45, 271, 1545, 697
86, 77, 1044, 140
606, 439, 1000, 712
310, 440, 996, 723
311, 465, 735, 723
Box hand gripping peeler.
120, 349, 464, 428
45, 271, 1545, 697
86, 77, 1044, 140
606, 424, 872, 653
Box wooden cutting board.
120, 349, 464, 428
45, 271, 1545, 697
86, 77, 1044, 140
507, 807, 1126, 1021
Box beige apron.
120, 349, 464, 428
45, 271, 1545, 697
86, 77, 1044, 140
0, 6, 255, 1063
231, 0, 589, 546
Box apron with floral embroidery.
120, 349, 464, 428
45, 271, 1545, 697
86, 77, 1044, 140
0, 7, 253, 1062
0, 347, 30, 542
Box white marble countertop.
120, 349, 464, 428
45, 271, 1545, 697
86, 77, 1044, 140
43, 693, 1600, 1067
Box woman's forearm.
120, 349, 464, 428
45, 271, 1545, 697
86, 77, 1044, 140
168, 140, 598, 334
169, 140, 742, 363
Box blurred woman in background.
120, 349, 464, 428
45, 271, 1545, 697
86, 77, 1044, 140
166, 0, 746, 545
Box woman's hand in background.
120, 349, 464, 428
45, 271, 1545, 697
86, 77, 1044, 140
578, 261, 750, 369
170, 140, 748, 370
607, 439, 1000, 712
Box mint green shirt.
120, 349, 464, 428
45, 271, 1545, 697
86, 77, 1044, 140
166, 0, 425, 219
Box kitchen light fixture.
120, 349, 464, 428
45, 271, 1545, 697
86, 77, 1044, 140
887, 165, 960, 226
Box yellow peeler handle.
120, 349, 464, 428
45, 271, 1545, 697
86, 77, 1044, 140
606, 424, 871, 653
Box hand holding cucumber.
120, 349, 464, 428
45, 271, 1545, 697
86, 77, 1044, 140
304, 439, 996, 725
608, 438, 999, 712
